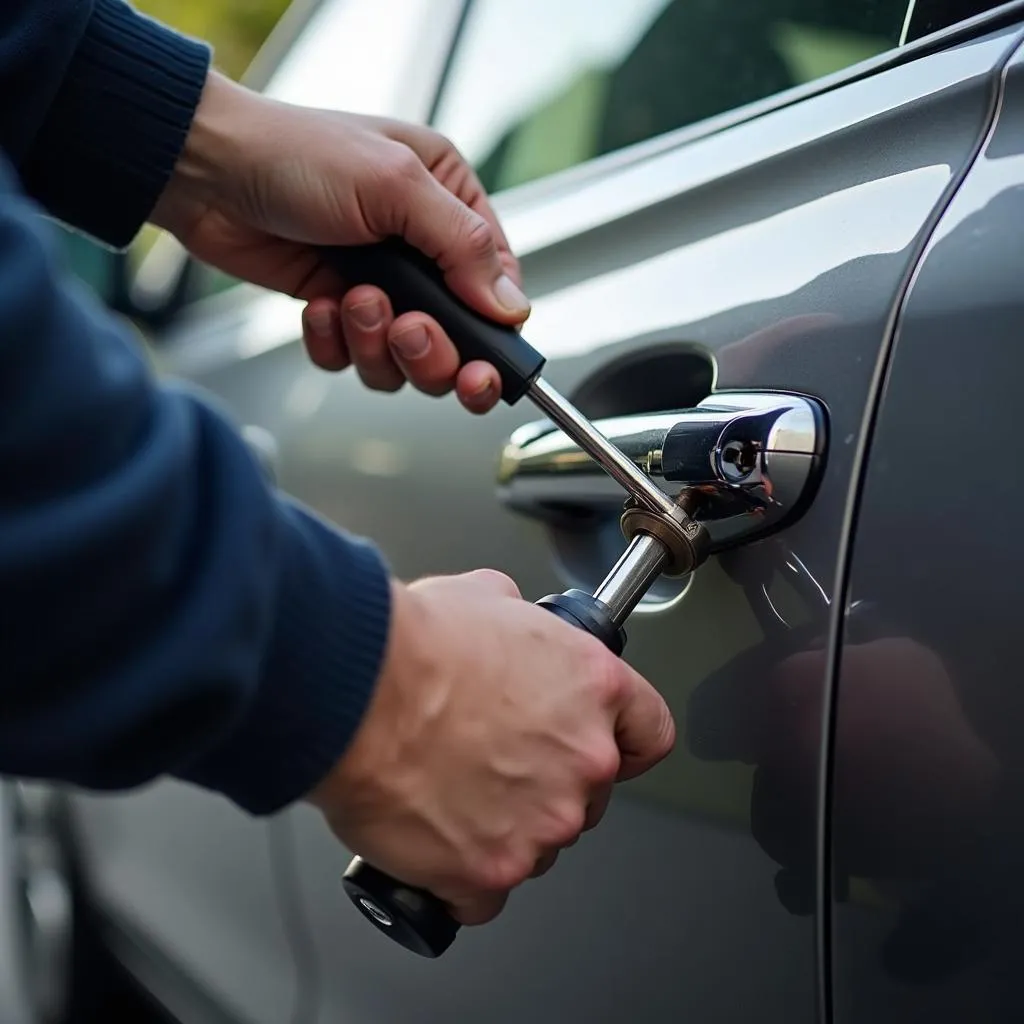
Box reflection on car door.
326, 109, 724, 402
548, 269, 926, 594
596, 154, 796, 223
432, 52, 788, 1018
829, 32, 1024, 1024
229, 20, 1018, 1024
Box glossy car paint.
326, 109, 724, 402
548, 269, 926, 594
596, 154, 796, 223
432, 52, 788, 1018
829, 33, 1024, 1023
62, 4, 1024, 1024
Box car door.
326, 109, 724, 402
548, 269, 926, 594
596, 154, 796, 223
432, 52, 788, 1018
62, 2, 466, 1023
202, 4, 1018, 1023
827, 28, 1024, 1024
147, 3, 1020, 1024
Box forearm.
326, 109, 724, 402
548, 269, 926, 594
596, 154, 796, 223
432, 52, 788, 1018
0, 157, 392, 814
13, 0, 210, 247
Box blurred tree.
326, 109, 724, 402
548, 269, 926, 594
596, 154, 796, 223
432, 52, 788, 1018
53, 0, 295, 300
134, 0, 293, 80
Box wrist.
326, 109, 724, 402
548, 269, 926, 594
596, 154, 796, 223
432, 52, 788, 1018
150, 70, 258, 238
305, 577, 421, 818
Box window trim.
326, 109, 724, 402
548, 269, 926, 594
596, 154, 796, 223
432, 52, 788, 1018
431, 0, 1024, 213
901, 0, 921, 44
159, 16, 1020, 378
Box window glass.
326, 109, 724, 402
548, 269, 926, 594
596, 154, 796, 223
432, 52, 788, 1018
905, 0, 1006, 41
432, 0, 912, 194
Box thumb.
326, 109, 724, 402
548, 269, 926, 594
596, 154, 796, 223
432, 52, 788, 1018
400, 169, 531, 325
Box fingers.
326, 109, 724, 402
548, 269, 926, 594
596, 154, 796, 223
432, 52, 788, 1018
385, 155, 530, 327
417, 568, 522, 601
380, 123, 524, 294
583, 784, 612, 832
445, 889, 509, 928
610, 662, 677, 782
301, 298, 349, 371
530, 849, 560, 878
340, 288, 404, 392
304, 130, 523, 412
422, 179, 531, 326
302, 286, 503, 414
455, 362, 501, 414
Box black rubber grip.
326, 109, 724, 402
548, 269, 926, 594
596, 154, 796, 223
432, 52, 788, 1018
340, 590, 627, 958
342, 857, 458, 959
320, 238, 545, 404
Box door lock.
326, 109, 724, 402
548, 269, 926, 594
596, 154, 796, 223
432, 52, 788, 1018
497, 391, 827, 555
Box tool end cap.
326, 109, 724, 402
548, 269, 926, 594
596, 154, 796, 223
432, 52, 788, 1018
342, 857, 459, 958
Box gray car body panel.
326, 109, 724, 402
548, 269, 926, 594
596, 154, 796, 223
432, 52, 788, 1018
62, 4, 1024, 1023
828, 33, 1024, 1023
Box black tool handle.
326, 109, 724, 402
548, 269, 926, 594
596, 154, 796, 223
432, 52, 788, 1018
341, 591, 626, 958
320, 238, 545, 404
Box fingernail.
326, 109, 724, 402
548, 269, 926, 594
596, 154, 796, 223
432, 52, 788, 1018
390, 324, 430, 360
467, 379, 495, 410
348, 299, 383, 331
493, 275, 529, 315
307, 308, 334, 338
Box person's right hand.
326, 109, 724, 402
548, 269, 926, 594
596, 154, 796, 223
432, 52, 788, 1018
152, 73, 529, 415
306, 569, 675, 925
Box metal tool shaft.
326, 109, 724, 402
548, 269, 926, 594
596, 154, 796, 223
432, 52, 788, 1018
527, 378, 676, 517
593, 534, 671, 627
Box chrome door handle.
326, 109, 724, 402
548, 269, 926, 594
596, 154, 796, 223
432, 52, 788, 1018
497, 391, 827, 552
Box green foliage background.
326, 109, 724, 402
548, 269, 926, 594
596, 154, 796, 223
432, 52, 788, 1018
134, 0, 293, 80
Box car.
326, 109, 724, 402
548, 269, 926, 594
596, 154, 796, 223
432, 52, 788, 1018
5, 0, 1024, 1020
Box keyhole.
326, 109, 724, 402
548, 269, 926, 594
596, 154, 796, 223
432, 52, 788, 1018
719, 440, 756, 482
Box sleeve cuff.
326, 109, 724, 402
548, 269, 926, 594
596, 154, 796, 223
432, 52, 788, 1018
174, 499, 394, 816
22, 0, 211, 248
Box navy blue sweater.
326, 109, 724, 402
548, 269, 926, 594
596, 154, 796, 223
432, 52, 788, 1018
0, 0, 392, 814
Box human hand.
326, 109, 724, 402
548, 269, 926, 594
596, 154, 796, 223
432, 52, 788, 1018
691, 636, 996, 880
306, 569, 675, 926
152, 73, 530, 414
763, 638, 996, 878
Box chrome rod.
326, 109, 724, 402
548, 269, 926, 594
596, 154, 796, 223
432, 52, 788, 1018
527, 378, 676, 516
592, 534, 671, 627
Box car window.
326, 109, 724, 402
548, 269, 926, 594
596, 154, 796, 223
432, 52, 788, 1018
905, 0, 1008, 40
431, 0, 914, 195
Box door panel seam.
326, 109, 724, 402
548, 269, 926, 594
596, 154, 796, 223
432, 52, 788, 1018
813, 24, 1024, 1024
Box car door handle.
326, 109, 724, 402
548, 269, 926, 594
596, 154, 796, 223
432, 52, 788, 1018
497, 390, 827, 552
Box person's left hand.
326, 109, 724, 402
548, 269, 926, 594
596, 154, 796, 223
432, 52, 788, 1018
151, 73, 530, 414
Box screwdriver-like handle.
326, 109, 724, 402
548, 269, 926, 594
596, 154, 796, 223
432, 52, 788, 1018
341, 591, 626, 958
320, 239, 545, 404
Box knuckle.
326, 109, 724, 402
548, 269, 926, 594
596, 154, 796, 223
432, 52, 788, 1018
469, 851, 532, 893
426, 129, 459, 158
340, 285, 383, 316
382, 144, 424, 184
470, 567, 521, 598
579, 740, 621, 786
582, 646, 627, 706
461, 215, 497, 261
544, 802, 587, 846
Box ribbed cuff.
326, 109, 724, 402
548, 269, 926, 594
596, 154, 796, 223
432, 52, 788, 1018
22, 0, 211, 248
176, 498, 393, 816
